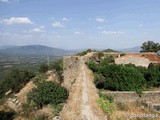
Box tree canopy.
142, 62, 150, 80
141, 41, 160, 52
0, 68, 35, 98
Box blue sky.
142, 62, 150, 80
0, 0, 160, 49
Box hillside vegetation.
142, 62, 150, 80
86, 56, 160, 94
0, 59, 68, 120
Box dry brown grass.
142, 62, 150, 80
15, 81, 36, 103
85, 65, 108, 120
60, 70, 82, 120
110, 101, 160, 120
61, 57, 107, 120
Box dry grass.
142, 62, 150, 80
110, 101, 160, 120
60, 67, 82, 120
61, 57, 107, 119
86, 65, 108, 119
15, 81, 36, 103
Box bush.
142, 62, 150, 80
120, 53, 125, 56
98, 64, 145, 93
94, 73, 105, 89
97, 97, 115, 115
100, 56, 115, 65
21, 103, 35, 118
77, 49, 92, 56
33, 114, 48, 120
86, 61, 98, 72
32, 73, 47, 85
27, 81, 68, 109
39, 63, 48, 73
145, 64, 160, 87
49, 59, 63, 71
0, 111, 15, 120
49, 59, 63, 83
98, 91, 114, 103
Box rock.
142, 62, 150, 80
53, 116, 63, 120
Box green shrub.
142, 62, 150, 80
21, 103, 35, 118
77, 49, 92, 56
52, 104, 63, 116
97, 96, 115, 115
39, 63, 48, 73
98, 64, 146, 93
27, 81, 68, 109
49, 59, 63, 83
94, 73, 105, 89
32, 73, 47, 85
145, 64, 160, 87
120, 53, 125, 56
98, 91, 114, 103
49, 59, 63, 71
0, 111, 16, 120
33, 114, 48, 120
86, 61, 98, 72
100, 56, 115, 65
105, 95, 114, 103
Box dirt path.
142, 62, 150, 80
61, 56, 107, 120
81, 58, 95, 119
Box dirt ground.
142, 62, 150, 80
61, 57, 107, 120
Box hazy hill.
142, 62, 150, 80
117, 46, 141, 53
0, 45, 17, 50
0, 45, 74, 56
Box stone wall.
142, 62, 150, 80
103, 91, 160, 104
63, 56, 80, 90
115, 56, 151, 67
103, 52, 119, 58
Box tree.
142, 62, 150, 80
141, 41, 160, 52
0, 68, 35, 98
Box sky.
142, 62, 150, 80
0, 0, 160, 50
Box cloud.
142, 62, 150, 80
0, 0, 9, 3
0, 0, 19, 3
101, 30, 125, 35
32, 28, 45, 33
23, 26, 45, 33
96, 17, 105, 22
0, 17, 32, 25
52, 21, 65, 28
74, 31, 84, 35
62, 17, 70, 21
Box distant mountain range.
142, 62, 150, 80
117, 46, 141, 53
0, 45, 76, 56
0, 45, 142, 57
